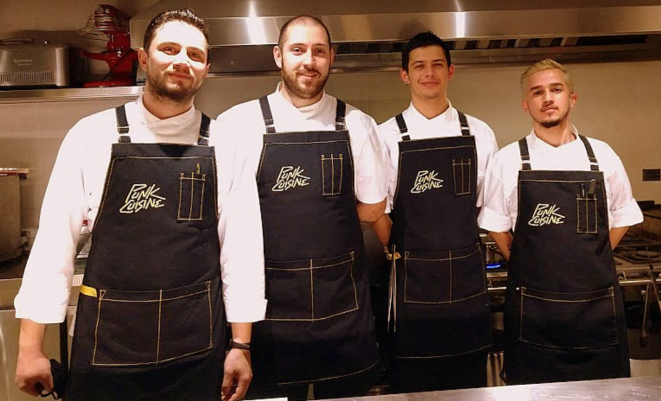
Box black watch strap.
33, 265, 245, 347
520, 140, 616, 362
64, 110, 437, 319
229, 339, 251, 351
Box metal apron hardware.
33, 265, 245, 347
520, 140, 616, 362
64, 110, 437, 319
388, 112, 492, 360
503, 135, 629, 384
252, 96, 378, 385
67, 106, 226, 401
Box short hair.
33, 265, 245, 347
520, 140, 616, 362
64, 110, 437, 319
278, 15, 331, 49
143, 8, 210, 55
402, 31, 452, 71
520, 59, 574, 95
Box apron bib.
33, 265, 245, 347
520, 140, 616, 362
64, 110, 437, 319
503, 135, 629, 384
251, 97, 378, 385
388, 112, 491, 361
68, 106, 226, 401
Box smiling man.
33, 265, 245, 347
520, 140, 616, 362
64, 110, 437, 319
478, 59, 643, 384
215, 15, 387, 400
14, 9, 265, 401
377, 31, 498, 392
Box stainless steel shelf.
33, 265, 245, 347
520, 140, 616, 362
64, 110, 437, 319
0, 86, 144, 104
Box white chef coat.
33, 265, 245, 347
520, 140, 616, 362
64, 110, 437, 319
379, 102, 499, 212
214, 86, 388, 204
478, 127, 644, 232
15, 96, 267, 324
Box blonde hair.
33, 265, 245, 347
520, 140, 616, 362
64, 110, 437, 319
520, 59, 574, 95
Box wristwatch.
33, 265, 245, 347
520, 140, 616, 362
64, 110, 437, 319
229, 339, 251, 351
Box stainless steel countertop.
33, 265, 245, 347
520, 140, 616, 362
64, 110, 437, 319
329, 376, 661, 401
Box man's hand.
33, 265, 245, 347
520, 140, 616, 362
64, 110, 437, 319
15, 348, 53, 396
222, 348, 252, 401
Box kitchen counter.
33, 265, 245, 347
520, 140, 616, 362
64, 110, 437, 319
330, 375, 661, 401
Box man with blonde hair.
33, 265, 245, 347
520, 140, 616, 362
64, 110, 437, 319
478, 59, 642, 384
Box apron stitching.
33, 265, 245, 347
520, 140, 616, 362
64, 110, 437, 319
207, 281, 213, 348
321, 154, 326, 195
92, 292, 105, 365
199, 177, 206, 221
522, 293, 614, 303
96, 289, 211, 302
157, 289, 162, 363
92, 348, 215, 367
350, 251, 359, 311
331, 154, 335, 194
309, 259, 314, 320
267, 358, 379, 386
396, 343, 491, 359
339, 154, 343, 194
178, 173, 184, 220
188, 172, 195, 220
265, 306, 360, 322
403, 289, 487, 304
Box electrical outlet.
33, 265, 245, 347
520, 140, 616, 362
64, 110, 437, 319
643, 169, 661, 181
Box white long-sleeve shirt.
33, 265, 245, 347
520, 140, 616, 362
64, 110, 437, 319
378, 102, 499, 212
214, 87, 388, 204
15, 97, 267, 323
478, 127, 643, 232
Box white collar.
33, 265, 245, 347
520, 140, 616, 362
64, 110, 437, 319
528, 125, 581, 153
407, 100, 455, 124
137, 95, 197, 130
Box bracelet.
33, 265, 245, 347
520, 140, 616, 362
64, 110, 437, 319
229, 339, 251, 351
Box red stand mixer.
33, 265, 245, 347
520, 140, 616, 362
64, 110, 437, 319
78, 4, 137, 87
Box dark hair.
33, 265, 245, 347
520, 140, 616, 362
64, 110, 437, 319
143, 8, 210, 54
402, 31, 451, 71
278, 15, 331, 49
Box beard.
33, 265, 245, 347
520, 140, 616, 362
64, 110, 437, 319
147, 71, 200, 103
281, 67, 329, 100
536, 108, 569, 129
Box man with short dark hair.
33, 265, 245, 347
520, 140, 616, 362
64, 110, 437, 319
215, 15, 387, 400
479, 59, 643, 384
377, 31, 498, 392
14, 9, 264, 401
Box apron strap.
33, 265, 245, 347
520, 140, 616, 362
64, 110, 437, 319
394, 113, 411, 141
518, 138, 532, 171
335, 99, 347, 131
115, 105, 131, 143
259, 96, 277, 134
197, 113, 211, 146
578, 134, 600, 171
457, 111, 471, 136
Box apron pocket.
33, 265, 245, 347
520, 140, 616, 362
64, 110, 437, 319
312, 251, 359, 319
452, 158, 472, 196
92, 280, 214, 366
265, 252, 358, 321
519, 286, 618, 350
178, 168, 207, 221
576, 196, 598, 234
404, 244, 485, 304
321, 153, 344, 196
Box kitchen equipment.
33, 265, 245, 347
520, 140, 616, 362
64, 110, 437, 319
78, 4, 136, 87
0, 172, 22, 262
0, 39, 69, 88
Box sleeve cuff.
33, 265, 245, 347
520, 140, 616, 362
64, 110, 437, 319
610, 198, 644, 228
224, 296, 267, 323
477, 206, 513, 233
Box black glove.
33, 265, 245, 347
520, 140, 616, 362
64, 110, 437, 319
36, 359, 67, 400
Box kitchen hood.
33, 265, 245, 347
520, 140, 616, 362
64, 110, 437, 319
130, 0, 661, 75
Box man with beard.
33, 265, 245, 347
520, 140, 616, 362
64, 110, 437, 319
14, 9, 265, 401
479, 59, 642, 384
377, 31, 498, 393
215, 15, 387, 400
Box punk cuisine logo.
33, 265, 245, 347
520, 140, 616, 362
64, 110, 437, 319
528, 203, 565, 226
119, 184, 166, 214
272, 166, 310, 192
411, 170, 444, 193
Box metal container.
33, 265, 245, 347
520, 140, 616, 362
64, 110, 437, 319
0, 174, 22, 262
0, 39, 69, 88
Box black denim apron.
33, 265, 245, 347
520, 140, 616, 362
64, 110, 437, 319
503, 135, 629, 384
388, 112, 491, 390
251, 96, 379, 386
67, 105, 226, 401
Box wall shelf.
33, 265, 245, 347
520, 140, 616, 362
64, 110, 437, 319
0, 86, 144, 104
